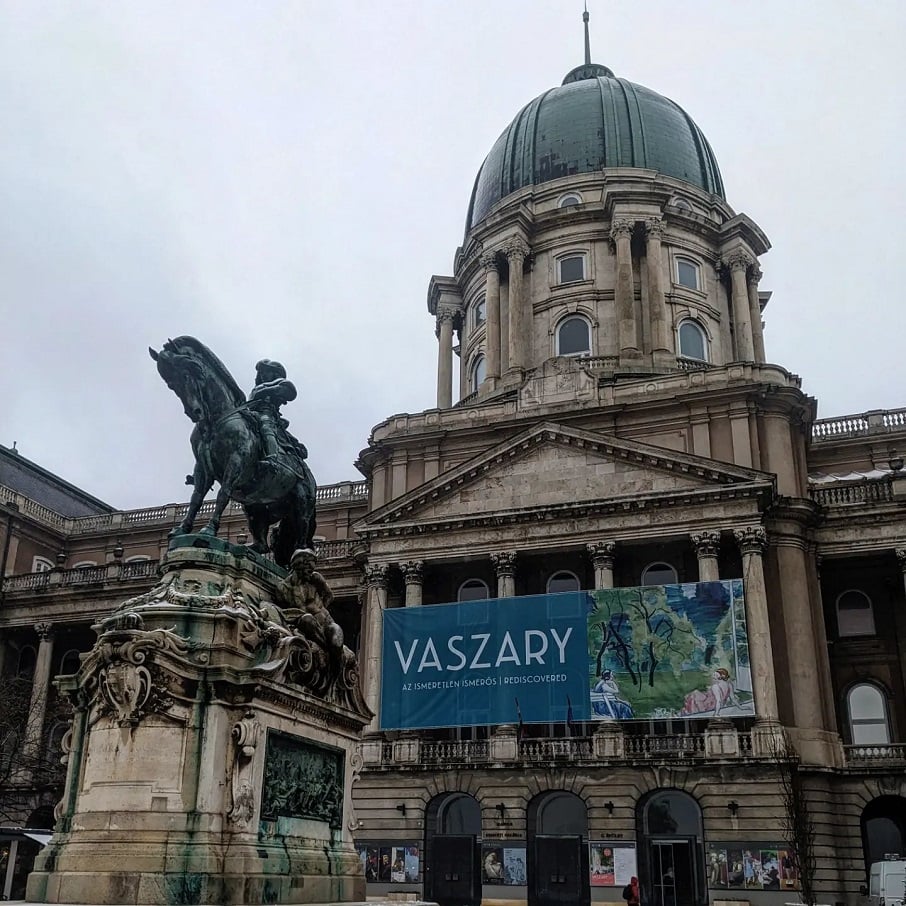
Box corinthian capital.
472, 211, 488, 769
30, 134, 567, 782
34, 622, 54, 641
586, 541, 616, 569
491, 551, 517, 577
724, 250, 754, 273
480, 252, 500, 273
644, 217, 665, 239
363, 563, 390, 588
749, 263, 763, 286
401, 560, 425, 584
733, 526, 767, 555
504, 238, 530, 261
610, 218, 634, 240
896, 549, 906, 573
691, 531, 721, 558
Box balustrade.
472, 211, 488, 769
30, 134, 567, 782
420, 740, 489, 764
810, 479, 894, 506
812, 407, 906, 441
844, 743, 906, 764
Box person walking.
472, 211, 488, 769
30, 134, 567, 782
622, 875, 641, 906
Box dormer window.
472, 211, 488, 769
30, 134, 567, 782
558, 193, 582, 208
676, 258, 700, 291
556, 316, 591, 356
558, 254, 586, 284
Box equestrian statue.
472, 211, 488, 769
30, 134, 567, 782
149, 337, 317, 567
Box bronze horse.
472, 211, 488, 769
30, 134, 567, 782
149, 337, 317, 567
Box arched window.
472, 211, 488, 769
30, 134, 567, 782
847, 683, 890, 745
641, 562, 678, 586
469, 355, 486, 393
556, 316, 591, 356
32, 556, 54, 573
72, 561, 97, 569
675, 258, 700, 291
473, 295, 487, 327
125, 555, 151, 563
678, 320, 707, 361
457, 579, 489, 602
558, 193, 582, 208
671, 196, 694, 214
836, 590, 876, 637
59, 648, 81, 676
558, 254, 586, 284
547, 571, 580, 594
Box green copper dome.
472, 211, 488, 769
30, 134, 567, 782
466, 63, 725, 230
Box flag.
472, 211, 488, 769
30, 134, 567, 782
566, 695, 576, 736
514, 697, 524, 742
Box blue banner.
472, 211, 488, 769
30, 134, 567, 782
380, 592, 590, 730
380, 581, 754, 730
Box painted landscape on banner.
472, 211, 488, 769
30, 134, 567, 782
379, 580, 753, 730
587, 579, 754, 721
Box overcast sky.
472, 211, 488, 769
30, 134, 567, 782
1, 1, 904, 509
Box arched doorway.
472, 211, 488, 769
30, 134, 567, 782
861, 796, 906, 872
527, 791, 590, 906
424, 792, 481, 906
637, 790, 705, 906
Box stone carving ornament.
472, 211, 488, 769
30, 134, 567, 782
79, 626, 193, 727
228, 711, 261, 828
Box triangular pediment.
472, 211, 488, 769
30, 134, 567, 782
358, 422, 772, 533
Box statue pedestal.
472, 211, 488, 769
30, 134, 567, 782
27, 538, 371, 905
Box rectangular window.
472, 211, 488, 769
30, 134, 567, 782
676, 259, 699, 290
559, 255, 585, 284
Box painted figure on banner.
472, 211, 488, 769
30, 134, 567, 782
483, 847, 504, 883
680, 667, 740, 717
591, 670, 634, 720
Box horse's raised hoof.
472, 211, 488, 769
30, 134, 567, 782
168, 525, 189, 540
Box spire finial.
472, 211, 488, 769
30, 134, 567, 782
583, 2, 591, 66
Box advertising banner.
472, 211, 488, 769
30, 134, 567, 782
380, 580, 753, 730
381, 591, 590, 730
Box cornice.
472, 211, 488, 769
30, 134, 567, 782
357, 483, 770, 542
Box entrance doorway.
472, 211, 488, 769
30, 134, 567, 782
527, 791, 590, 906
861, 795, 906, 872
638, 791, 705, 906
424, 793, 481, 906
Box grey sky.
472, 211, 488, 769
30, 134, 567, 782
1, 1, 903, 509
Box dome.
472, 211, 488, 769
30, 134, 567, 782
466, 63, 725, 231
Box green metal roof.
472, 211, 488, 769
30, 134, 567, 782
466, 64, 725, 231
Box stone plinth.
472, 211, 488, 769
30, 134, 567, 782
27, 537, 371, 905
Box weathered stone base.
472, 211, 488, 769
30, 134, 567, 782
27, 539, 371, 905
28, 833, 364, 905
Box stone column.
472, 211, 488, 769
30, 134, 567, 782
726, 251, 754, 361
644, 218, 671, 357
691, 531, 721, 582
482, 252, 501, 382
733, 527, 779, 723
747, 262, 766, 363
22, 622, 55, 764
586, 541, 616, 589
491, 551, 517, 598
435, 308, 455, 408
361, 565, 389, 729
610, 219, 639, 358
505, 239, 529, 377
401, 560, 425, 607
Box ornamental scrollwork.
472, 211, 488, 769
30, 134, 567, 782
491, 550, 517, 577
691, 531, 721, 558
586, 541, 616, 569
